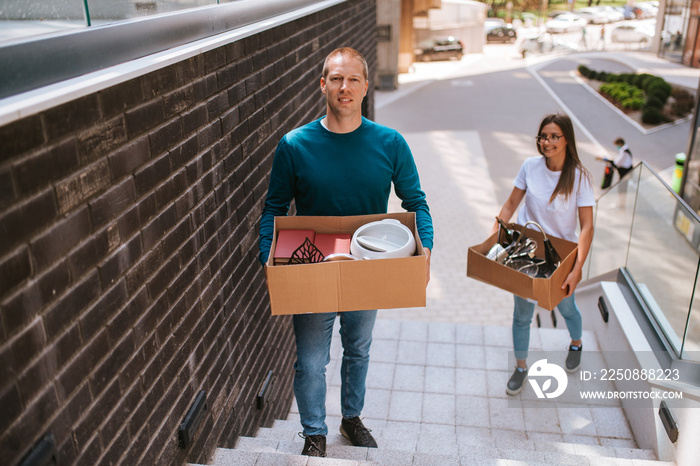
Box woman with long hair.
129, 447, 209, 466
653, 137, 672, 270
492, 113, 595, 395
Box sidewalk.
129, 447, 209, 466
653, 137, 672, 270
375, 48, 700, 327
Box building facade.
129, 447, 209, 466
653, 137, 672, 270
0, 1, 377, 465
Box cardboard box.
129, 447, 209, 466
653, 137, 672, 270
266, 212, 427, 315
467, 223, 578, 311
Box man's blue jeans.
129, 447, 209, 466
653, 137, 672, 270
512, 294, 582, 361
292, 309, 377, 436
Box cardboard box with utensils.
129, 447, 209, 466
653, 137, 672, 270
467, 223, 578, 311
266, 212, 427, 315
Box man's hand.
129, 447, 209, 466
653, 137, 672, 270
425, 248, 431, 286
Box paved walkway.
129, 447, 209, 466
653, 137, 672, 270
375, 47, 700, 327
277, 319, 657, 463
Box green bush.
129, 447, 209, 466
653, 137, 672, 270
586, 67, 683, 122
646, 77, 668, 89
645, 95, 665, 109
610, 89, 624, 101
622, 98, 644, 110
600, 82, 644, 103
672, 87, 692, 100
642, 106, 663, 124
647, 90, 668, 106
648, 87, 668, 98
671, 88, 695, 116
642, 76, 661, 89
638, 73, 656, 89
619, 73, 635, 84
671, 99, 693, 116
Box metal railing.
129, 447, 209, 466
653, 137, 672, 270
587, 161, 699, 362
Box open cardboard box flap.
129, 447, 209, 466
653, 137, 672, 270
466, 223, 578, 311
266, 212, 426, 315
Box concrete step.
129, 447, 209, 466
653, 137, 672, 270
192, 436, 674, 465
188, 415, 670, 466
261, 413, 660, 462
188, 320, 674, 465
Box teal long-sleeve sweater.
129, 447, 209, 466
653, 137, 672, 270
259, 117, 433, 264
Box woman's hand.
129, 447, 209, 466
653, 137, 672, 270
561, 267, 582, 298
492, 187, 526, 236
561, 206, 594, 298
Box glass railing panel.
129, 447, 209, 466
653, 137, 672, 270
87, 0, 218, 23
624, 164, 698, 357
588, 162, 700, 362
586, 166, 638, 279
0, 1, 220, 44
0, 0, 87, 44
684, 270, 700, 360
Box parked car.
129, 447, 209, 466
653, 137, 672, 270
545, 13, 588, 33
414, 37, 464, 62
575, 7, 610, 24
610, 23, 655, 44
518, 33, 556, 56
548, 10, 568, 19
600, 6, 625, 22
486, 25, 517, 43
484, 18, 506, 33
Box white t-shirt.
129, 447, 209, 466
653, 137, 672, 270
613, 144, 633, 169
514, 157, 595, 242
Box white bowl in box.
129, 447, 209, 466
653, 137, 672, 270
350, 219, 416, 259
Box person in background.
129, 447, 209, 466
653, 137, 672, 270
491, 113, 595, 396
596, 137, 633, 204
608, 137, 633, 180
258, 47, 433, 457
580, 26, 588, 50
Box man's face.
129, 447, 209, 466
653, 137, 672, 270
321, 55, 368, 119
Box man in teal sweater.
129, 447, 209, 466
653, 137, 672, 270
258, 47, 433, 457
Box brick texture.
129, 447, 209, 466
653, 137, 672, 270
0, 1, 377, 465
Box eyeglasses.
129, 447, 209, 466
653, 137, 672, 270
536, 134, 564, 144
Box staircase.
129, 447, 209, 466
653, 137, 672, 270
190, 319, 674, 465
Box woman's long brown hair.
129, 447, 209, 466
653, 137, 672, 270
536, 113, 592, 203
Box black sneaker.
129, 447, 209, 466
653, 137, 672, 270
299, 433, 326, 457
566, 344, 582, 373
506, 367, 528, 396
340, 417, 378, 448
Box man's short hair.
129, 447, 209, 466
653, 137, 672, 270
322, 47, 368, 81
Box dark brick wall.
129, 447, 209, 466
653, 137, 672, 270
0, 1, 377, 464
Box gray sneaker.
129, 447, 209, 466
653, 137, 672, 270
565, 344, 582, 373
506, 367, 528, 395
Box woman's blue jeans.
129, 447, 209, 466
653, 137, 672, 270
512, 294, 582, 361
292, 309, 377, 436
